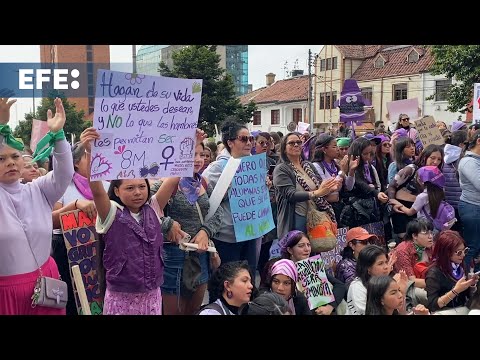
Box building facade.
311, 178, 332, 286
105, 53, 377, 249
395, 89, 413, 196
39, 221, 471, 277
40, 45, 110, 121
136, 45, 169, 75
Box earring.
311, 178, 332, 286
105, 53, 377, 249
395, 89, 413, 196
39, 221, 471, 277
227, 290, 233, 299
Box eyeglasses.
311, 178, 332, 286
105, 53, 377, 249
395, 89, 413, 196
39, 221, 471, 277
419, 230, 434, 237
401, 118, 410, 122
287, 140, 303, 147
351, 240, 370, 245
382, 143, 392, 147
454, 247, 469, 256
232, 135, 254, 143
257, 140, 271, 148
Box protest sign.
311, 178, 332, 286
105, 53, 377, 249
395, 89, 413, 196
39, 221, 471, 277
92, 70, 202, 181
386, 98, 419, 132
30, 119, 49, 152
474, 83, 480, 124
229, 153, 274, 241
320, 227, 348, 270
414, 116, 444, 147
296, 122, 310, 133
296, 255, 335, 309
60, 209, 103, 315
360, 221, 385, 247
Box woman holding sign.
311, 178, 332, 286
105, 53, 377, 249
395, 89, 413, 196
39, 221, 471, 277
0, 97, 74, 315
82, 128, 170, 315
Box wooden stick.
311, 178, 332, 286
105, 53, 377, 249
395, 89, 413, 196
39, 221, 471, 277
71, 265, 91, 315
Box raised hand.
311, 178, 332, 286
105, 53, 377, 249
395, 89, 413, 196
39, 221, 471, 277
0, 97, 17, 125
47, 97, 66, 132
79, 127, 100, 153
195, 128, 207, 144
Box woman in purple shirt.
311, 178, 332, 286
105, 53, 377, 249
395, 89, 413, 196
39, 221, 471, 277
0, 97, 74, 315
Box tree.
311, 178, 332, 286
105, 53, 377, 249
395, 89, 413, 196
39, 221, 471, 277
428, 45, 480, 112
158, 45, 256, 136
13, 91, 90, 148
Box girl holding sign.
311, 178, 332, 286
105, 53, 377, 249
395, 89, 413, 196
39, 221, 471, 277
0, 97, 74, 315
82, 128, 171, 315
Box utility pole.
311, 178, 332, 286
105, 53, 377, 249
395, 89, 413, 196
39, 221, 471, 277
307, 49, 314, 132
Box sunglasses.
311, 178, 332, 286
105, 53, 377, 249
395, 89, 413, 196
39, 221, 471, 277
401, 118, 410, 122
454, 247, 469, 256
351, 239, 371, 245
287, 140, 303, 147
232, 135, 254, 143
382, 143, 392, 147
257, 140, 271, 148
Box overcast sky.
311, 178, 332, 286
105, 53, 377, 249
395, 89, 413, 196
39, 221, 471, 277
0, 45, 323, 128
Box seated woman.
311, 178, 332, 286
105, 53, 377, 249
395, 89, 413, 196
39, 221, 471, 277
335, 227, 378, 287
240, 286, 291, 315
278, 230, 346, 315
198, 261, 253, 315
425, 230, 478, 314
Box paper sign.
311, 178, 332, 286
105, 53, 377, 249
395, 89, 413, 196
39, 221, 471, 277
296, 122, 310, 133
92, 70, 203, 181
296, 255, 335, 309
60, 209, 103, 315
228, 153, 275, 242
320, 227, 348, 270
30, 119, 49, 152
386, 98, 419, 132
414, 116, 444, 147
473, 83, 480, 124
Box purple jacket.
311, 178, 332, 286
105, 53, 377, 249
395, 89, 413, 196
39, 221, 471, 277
103, 204, 164, 293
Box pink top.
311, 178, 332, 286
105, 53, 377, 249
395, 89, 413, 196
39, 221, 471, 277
0, 140, 74, 276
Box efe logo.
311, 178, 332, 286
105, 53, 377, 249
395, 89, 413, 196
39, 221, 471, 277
19, 69, 80, 90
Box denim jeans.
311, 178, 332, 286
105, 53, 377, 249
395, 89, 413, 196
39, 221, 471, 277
458, 201, 480, 271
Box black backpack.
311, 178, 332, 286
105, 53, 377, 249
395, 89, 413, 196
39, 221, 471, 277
196, 302, 226, 315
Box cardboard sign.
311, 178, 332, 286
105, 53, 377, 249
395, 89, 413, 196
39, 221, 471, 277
319, 227, 348, 270
414, 116, 444, 147
296, 255, 335, 309
60, 209, 103, 315
473, 83, 480, 124
386, 98, 419, 132
30, 119, 49, 152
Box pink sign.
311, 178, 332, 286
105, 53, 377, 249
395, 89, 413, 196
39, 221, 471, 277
30, 119, 50, 152
386, 98, 419, 132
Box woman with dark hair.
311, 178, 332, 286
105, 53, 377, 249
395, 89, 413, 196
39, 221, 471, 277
340, 138, 389, 228
458, 130, 480, 271
311, 133, 358, 223
365, 276, 404, 315
443, 130, 467, 235
395, 113, 418, 142
254, 132, 276, 166
239, 291, 291, 315
203, 118, 261, 279
198, 261, 253, 315
425, 230, 478, 314
0, 97, 74, 315
346, 244, 400, 315
373, 134, 392, 191
387, 136, 416, 183
81, 128, 171, 315
273, 132, 338, 240
387, 144, 444, 241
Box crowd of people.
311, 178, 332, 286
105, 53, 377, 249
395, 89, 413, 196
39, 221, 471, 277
1, 96, 480, 316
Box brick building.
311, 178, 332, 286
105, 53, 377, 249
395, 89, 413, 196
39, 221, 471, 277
40, 45, 110, 121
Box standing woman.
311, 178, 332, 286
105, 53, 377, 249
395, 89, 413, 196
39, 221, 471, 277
0, 97, 74, 315
273, 132, 338, 240
458, 130, 480, 271
373, 134, 392, 191
83, 128, 167, 315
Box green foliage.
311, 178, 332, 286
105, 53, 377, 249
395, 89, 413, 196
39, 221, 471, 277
158, 45, 256, 136
13, 91, 90, 147
429, 45, 480, 112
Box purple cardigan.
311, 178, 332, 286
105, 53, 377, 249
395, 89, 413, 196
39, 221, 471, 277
0, 140, 74, 276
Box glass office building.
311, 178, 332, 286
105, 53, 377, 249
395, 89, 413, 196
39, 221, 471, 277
136, 45, 169, 76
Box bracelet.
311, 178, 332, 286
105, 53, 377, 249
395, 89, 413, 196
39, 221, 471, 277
74, 199, 78, 209
446, 293, 454, 302
452, 289, 460, 297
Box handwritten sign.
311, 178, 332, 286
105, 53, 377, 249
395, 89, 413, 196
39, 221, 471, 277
228, 153, 275, 242
60, 210, 103, 315
30, 119, 49, 152
474, 83, 480, 123
320, 227, 348, 270
269, 238, 281, 259
414, 116, 444, 147
296, 255, 335, 309
92, 70, 203, 181
360, 221, 386, 247
296, 122, 310, 133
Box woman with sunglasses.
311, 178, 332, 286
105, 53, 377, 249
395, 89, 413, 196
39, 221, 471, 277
425, 230, 478, 314
373, 134, 392, 191
335, 227, 378, 287
203, 119, 261, 281
273, 132, 338, 241
395, 113, 418, 142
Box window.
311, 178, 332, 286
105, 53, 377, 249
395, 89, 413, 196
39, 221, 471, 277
87, 51, 93, 62
393, 83, 408, 100
88, 97, 94, 114
435, 79, 452, 102
332, 57, 337, 70
407, 51, 419, 63
326, 58, 332, 70
271, 110, 280, 125
362, 87, 373, 104
319, 92, 337, 109
253, 111, 261, 125
319, 93, 325, 110
293, 108, 302, 123
320, 59, 326, 71
374, 57, 385, 68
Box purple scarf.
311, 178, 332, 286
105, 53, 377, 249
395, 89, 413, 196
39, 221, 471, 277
363, 163, 372, 184
451, 263, 465, 281
179, 173, 202, 205
321, 160, 338, 177
73, 172, 93, 200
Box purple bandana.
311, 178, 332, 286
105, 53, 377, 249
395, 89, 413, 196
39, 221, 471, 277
321, 160, 338, 177
73, 172, 93, 200
179, 173, 202, 205
363, 163, 372, 184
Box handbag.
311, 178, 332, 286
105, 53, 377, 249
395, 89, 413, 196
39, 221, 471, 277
306, 200, 338, 253
32, 276, 68, 309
